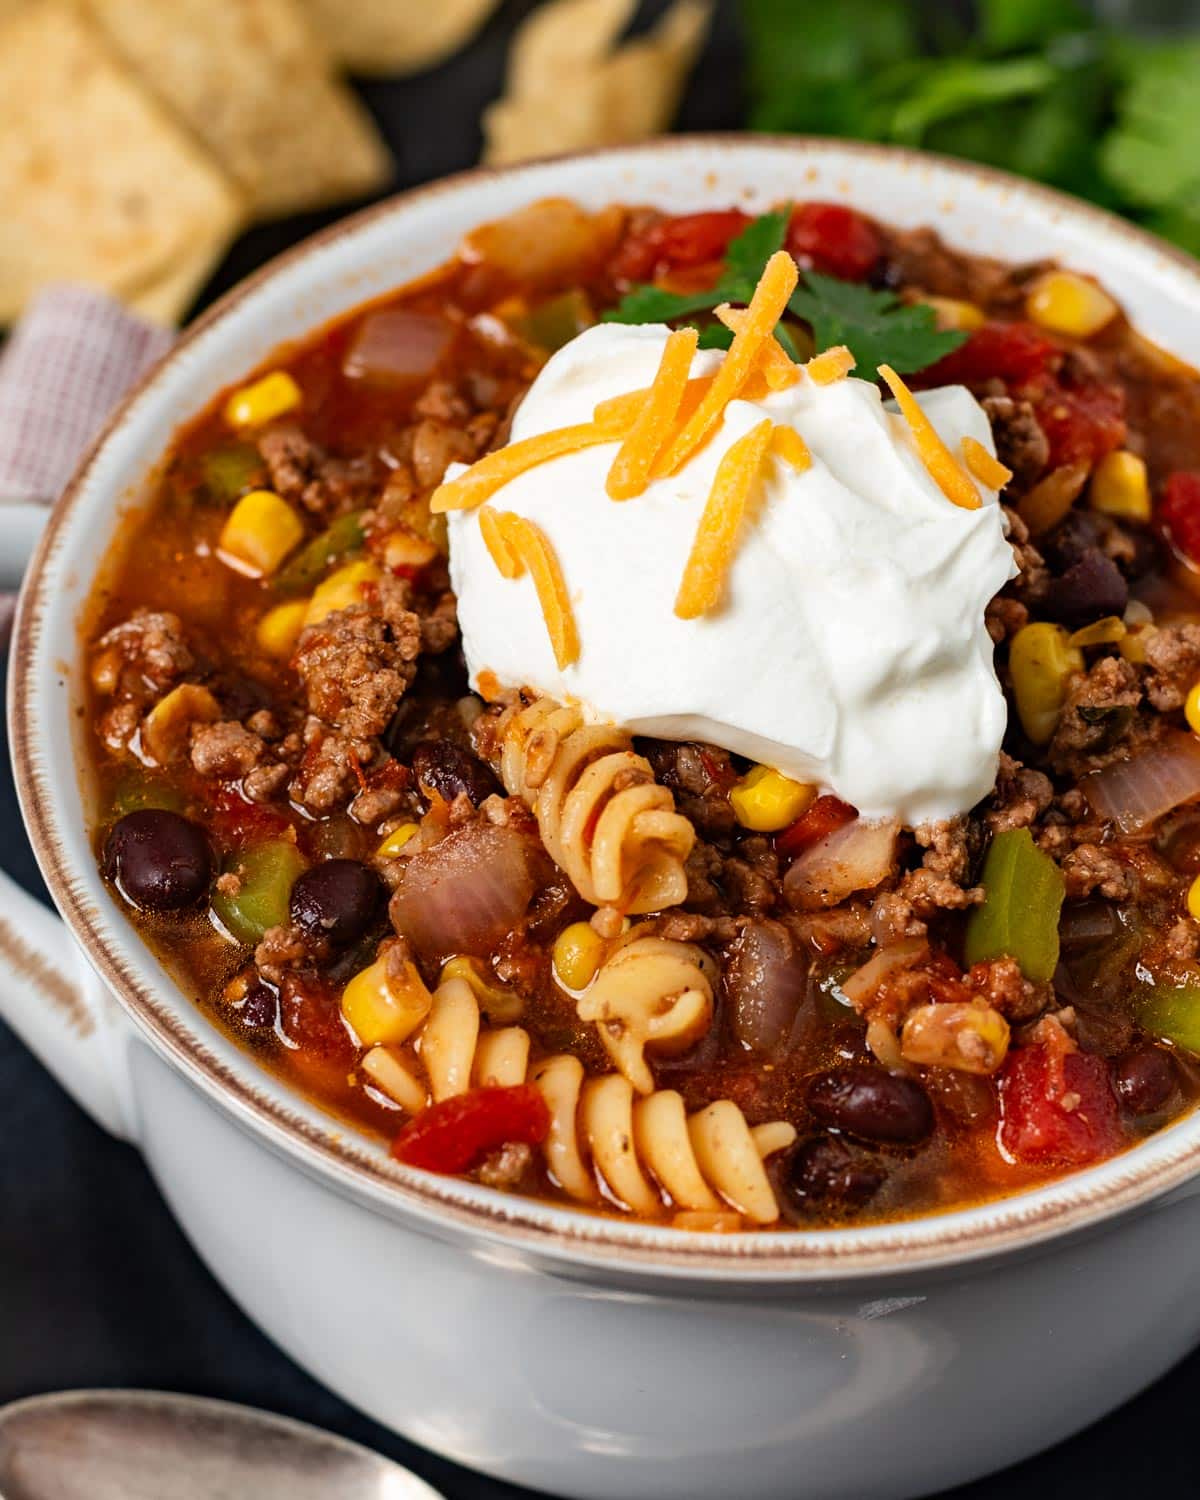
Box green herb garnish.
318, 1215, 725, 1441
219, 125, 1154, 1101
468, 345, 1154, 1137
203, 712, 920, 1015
739, 0, 1200, 258
606, 208, 963, 382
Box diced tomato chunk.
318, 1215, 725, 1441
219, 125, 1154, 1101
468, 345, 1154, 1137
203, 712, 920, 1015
776, 795, 857, 860
786, 203, 881, 282
1034, 379, 1126, 470
609, 209, 751, 284
393, 1084, 551, 1174
210, 786, 292, 844
998, 1044, 1122, 1167
920, 320, 1058, 388
1160, 471, 1200, 566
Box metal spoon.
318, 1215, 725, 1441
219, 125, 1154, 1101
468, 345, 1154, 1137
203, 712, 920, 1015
0, 1389, 445, 1500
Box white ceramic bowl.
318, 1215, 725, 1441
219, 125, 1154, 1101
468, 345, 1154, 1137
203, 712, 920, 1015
7, 137, 1200, 1500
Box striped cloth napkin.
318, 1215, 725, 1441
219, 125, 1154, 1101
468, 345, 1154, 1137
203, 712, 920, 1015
0, 285, 173, 642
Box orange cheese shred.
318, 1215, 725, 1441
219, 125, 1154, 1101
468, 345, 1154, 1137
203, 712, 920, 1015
606, 327, 698, 500
430, 416, 627, 514
960, 435, 1013, 491
675, 418, 774, 621
878, 363, 982, 512
805, 345, 856, 385
478, 504, 523, 578
595, 374, 712, 429
715, 305, 799, 390
494, 512, 580, 669
769, 424, 811, 472
657, 251, 799, 478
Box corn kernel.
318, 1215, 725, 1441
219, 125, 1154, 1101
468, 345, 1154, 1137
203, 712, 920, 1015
224, 371, 301, 430
1068, 615, 1126, 648
729, 765, 816, 832
140, 682, 220, 764
383, 530, 440, 571
304, 559, 381, 626
923, 296, 985, 332
1120, 625, 1153, 665
553, 922, 605, 991
1188, 875, 1200, 922
377, 822, 419, 857
256, 599, 309, 658
218, 490, 305, 578
1009, 621, 1084, 744
342, 956, 432, 1046
1089, 449, 1150, 522
1026, 271, 1117, 339
1186, 682, 1200, 736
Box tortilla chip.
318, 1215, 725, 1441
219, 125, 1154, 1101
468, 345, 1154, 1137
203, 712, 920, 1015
483, 0, 711, 166
0, 2, 243, 323
300, 0, 500, 76
128, 231, 232, 326
85, 0, 393, 219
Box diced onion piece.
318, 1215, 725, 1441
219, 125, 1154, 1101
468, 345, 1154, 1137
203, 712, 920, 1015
769, 424, 811, 472
714, 305, 798, 389
880, 363, 981, 510
342, 310, 453, 385
783, 817, 900, 912
960, 435, 1012, 490
805, 345, 856, 384
606, 327, 699, 500
462, 198, 621, 285
841, 937, 929, 1009
430, 418, 626, 513
1082, 735, 1200, 834
675, 418, 773, 620
658, 251, 799, 476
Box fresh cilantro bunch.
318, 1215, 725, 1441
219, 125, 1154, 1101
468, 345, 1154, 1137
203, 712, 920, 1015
604, 208, 965, 381
740, 0, 1200, 256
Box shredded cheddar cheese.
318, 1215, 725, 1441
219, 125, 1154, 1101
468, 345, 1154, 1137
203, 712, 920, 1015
430, 417, 627, 513
805, 345, 856, 385
675, 419, 774, 621
606, 327, 699, 501
494, 512, 579, 669
714, 306, 799, 390
657, 251, 799, 478
595, 375, 711, 430
769, 424, 811, 472
478, 504, 523, 578
878, 364, 982, 512
960, 435, 1013, 491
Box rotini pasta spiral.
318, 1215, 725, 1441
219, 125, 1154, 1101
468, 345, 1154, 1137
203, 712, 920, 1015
362, 974, 795, 1225
496, 696, 694, 914
575, 932, 714, 1095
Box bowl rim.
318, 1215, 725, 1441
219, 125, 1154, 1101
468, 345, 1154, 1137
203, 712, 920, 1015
14, 132, 1200, 1282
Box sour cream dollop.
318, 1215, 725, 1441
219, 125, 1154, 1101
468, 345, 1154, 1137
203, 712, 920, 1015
447, 323, 1016, 825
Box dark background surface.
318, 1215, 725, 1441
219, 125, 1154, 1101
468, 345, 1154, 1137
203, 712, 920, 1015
1, 3, 1196, 1495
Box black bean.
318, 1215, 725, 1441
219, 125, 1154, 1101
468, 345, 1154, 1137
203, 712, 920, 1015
239, 980, 278, 1029
103, 809, 211, 912
289, 859, 383, 947
411, 738, 500, 807
1042, 548, 1128, 626
785, 1136, 886, 1214
807, 1065, 934, 1145
1112, 1045, 1177, 1115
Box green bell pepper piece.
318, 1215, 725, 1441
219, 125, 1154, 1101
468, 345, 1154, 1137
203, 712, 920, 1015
963, 827, 1065, 982
272, 510, 365, 596
110, 773, 186, 817
200, 443, 264, 504
1137, 982, 1200, 1055
516, 289, 593, 352
211, 840, 306, 945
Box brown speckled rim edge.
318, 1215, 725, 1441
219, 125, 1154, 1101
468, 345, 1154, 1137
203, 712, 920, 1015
13, 135, 1200, 1283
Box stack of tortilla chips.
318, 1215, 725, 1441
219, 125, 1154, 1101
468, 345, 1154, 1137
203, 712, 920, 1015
0, 0, 501, 325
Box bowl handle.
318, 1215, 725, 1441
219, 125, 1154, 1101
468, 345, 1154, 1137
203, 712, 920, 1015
0, 867, 136, 1140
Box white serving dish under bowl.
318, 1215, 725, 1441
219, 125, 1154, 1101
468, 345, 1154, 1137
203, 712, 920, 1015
6, 137, 1200, 1500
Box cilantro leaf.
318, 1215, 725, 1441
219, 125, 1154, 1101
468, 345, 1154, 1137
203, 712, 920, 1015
1101, 41, 1200, 211
787, 273, 966, 382
720, 206, 791, 297
696, 323, 734, 351
605, 283, 727, 326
